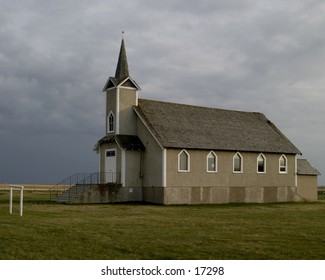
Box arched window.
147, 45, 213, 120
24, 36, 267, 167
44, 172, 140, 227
178, 150, 190, 172
257, 153, 266, 173
107, 112, 115, 133
207, 151, 217, 172
279, 155, 287, 173
233, 152, 243, 173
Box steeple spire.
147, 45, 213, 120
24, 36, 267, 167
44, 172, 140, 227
114, 38, 129, 83
102, 35, 140, 92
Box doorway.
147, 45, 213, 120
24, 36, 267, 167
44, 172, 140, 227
105, 149, 116, 183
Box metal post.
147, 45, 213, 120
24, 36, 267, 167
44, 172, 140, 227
9, 187, 13, 214
20, 187, 24, 216
9, 185, 24, 216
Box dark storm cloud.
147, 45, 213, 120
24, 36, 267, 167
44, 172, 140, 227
0, 0, 324, 183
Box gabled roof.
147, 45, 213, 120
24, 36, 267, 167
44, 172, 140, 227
297, 159, 320, 176
94, 135, 145, 152
102, 76, 140, 91
133, 99, 301, 154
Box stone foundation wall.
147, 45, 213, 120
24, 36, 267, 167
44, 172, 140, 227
71, 184, 302, 205
75, 184, 142, 203
161, 186, 300, 205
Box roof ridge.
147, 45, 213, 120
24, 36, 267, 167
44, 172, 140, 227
138, 98, 262, 115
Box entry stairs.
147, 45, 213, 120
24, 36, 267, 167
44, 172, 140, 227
50, 172, 120, 203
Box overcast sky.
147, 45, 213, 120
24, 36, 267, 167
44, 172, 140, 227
1, 0, 324, 185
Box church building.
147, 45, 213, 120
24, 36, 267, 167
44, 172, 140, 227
92, 38, 319, 204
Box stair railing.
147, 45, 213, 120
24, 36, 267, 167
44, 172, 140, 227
50, 172, 121, 201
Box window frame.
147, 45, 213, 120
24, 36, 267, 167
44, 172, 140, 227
233, 152, 243, 173
106, 150, 116, 157
178, 149, 190, 172
207, 151, 218, 173
107, 111, 115, 133
257, 153, 266, 173
279, 154, 288, 174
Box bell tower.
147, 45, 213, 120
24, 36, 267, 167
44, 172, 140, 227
102, 37, 140, 136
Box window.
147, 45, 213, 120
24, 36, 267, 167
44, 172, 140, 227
233, 152, 243, 173
279, 155, 287, 173
257, 154, 266, 173
107, 112, 114, 133
106, 150, 116, 157
178, 150, 190, 172
207, 151, 217, 172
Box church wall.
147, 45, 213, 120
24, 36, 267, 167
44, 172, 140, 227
119, 87, 138, 135
136, 118, 163, 187
124, 150, 143, 187
166, 149, 296, 188
106, 87, 138, 135
160, 149, 299, 204
297, 175, 318, 201
106, 88, 117, 134
136, 118, 163, 203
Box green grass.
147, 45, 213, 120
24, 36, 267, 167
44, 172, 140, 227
318, 192, 325, 200
1, 190, 325, 260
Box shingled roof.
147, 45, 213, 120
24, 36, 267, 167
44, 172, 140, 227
134, 99, 301, 154
94, 135, 145, 152
297, 159, 320, 175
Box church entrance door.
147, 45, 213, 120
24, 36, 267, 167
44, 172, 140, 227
105, 149, 116, 183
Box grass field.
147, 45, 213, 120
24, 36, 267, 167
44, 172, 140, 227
0, 190, 325, 260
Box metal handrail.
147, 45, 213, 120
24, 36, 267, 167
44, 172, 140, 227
50, 172, 121, 201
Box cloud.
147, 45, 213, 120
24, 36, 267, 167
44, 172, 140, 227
0, 0, 324, 183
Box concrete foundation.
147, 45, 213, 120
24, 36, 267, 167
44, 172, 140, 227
160, 186, 300, 205
62, 184, 304, 205
74, 184, 142, 203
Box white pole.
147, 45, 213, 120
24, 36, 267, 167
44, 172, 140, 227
20, 187, 24, 216
9, 185, 24, 216
9, 187, 13, 214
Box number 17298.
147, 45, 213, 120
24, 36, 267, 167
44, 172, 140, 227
194, 267, 224, 276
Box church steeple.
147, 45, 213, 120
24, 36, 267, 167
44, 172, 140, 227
102, 36, 140, 136
103, 37, 140, 92
115, 39, 129, 83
